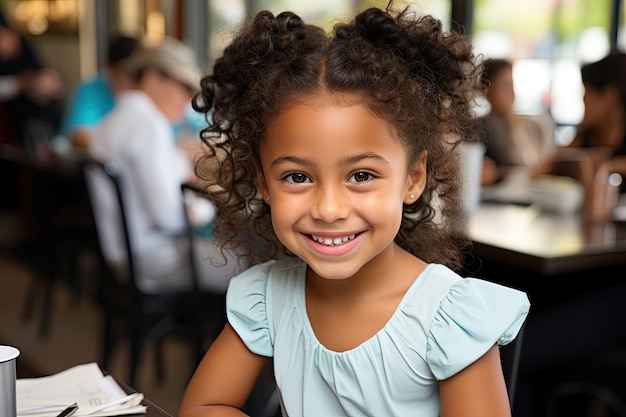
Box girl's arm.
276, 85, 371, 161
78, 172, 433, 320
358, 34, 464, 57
439, 345, 511, 417
178, 324, 269, 417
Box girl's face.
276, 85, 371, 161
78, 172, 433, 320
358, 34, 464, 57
258, 94, 426, 280
142, 68, 193, 122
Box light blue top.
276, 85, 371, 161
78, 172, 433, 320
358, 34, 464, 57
227, 258, 530, 417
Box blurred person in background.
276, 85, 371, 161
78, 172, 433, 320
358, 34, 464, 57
0, 9, 62, 214
533, 51, 626, 217
88, 37, 244, 295
563, 52, 626, 167
0, 10, 62, 145
61, 34, 139, 149
61, 35, 206, 153
475, 58, 555, 185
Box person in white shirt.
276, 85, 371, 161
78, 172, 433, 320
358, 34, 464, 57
88, 37, 245, 294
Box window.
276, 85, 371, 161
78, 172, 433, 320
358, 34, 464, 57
473, 0, 614, 142
203, 0, 451, 67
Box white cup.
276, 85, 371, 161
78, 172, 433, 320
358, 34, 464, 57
0, 345, 20, 417
460, 141, 485, 218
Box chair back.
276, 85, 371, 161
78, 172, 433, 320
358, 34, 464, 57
180, 183, 203, 291
83, 157, 138, 291
500, 324, 525, 408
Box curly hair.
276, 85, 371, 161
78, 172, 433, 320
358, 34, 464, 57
193, 6, 483, 271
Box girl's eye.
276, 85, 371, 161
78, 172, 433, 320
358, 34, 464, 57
284, 172, 311, 184
349, 171, 374, 183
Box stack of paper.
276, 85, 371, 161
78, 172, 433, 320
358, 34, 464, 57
16, 363, 147, 417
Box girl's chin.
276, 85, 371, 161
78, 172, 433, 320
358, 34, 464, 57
305, 261, 363, 281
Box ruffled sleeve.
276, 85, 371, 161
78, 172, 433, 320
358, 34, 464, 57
426, 278, 530, 380
226, 260, 276, 357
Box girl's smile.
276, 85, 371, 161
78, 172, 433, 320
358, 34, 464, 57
305, 231, 364, 256
258, 93, 426, 280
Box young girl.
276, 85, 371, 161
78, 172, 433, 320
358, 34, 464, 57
179, 6, 529, 417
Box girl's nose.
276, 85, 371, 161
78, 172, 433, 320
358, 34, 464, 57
309, 185, 350, 222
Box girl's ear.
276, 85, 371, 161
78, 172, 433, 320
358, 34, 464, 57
257, 170, 270, 204
404, 151, 427, 204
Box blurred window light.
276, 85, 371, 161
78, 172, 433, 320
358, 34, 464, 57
474, 0, 613, 128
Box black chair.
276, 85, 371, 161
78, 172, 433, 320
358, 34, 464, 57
180, 183, 231, 361
5, 140, 99, 339
542, 350, 626, 417
83, 158, 206, 387
500, 323, 525, 409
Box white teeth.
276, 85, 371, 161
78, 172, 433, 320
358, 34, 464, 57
311, 234, 356, 246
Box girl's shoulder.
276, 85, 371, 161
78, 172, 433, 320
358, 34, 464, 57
226, 257, 306, 307
225, 257, 306, 357
401, 263, 462, 313
415, 265, 530, 380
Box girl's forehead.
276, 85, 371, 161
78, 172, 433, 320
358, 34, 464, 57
268, 94, 392, 133
268, 91, 386, 128
261, 98, 407, 161
261, 91, 406, 154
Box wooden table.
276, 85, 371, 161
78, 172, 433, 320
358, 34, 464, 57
466, 201, 626, 310
468, 202, 626, 275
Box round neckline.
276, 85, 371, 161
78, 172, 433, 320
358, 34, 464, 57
298, 262, 435, 355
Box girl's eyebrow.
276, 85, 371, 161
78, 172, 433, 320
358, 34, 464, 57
343, 152, 390, 166
271, 155, 309, 167
270, 152, 390, 167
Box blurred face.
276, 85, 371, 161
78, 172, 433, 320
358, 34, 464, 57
0, 26, 21, 60
486, 66, 515, 116
108, 64, 136, 95
258, 94, 426, 281
142, 68, 193, 122
581, 84, 615, 130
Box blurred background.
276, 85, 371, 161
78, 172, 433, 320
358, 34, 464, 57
1, 1, 625, 416
1, 0, 623, 143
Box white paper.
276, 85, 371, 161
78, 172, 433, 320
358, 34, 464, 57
16, 363, 147, 417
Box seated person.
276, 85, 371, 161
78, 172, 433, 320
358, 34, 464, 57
565, 52, 626, 168
0, 12, 62, 144
61, 35, 138, 149
534, 51, 626, 218
475, 58, 555, 185
88, 37, 245, 294
61, 35, 206, 151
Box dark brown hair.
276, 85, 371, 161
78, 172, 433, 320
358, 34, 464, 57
193, 7, 483, 271
581, 51, 626, 107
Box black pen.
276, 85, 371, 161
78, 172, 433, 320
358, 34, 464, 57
55, 403, 78, 417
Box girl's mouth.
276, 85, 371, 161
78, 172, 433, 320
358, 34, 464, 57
309, 233, 357, 246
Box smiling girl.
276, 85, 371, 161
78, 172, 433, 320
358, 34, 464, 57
179, 6, 529, 417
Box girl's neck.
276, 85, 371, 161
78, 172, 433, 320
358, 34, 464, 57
304, 245, 427, 352
305, 243, 426, 301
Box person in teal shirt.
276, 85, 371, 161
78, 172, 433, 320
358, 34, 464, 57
61, 35, 138, 149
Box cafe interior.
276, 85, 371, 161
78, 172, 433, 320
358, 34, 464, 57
1, 0, 626, 416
